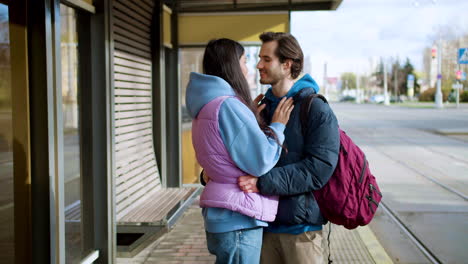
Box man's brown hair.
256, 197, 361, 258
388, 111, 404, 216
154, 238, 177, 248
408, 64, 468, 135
259, 32, 304, 79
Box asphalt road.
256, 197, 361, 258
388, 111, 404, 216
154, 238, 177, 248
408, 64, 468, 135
331, 102, 468, 264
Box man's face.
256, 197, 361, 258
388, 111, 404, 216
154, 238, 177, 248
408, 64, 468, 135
257, 41, 289, 85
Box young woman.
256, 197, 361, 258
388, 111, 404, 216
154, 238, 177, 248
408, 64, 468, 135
185, 38, 294, 264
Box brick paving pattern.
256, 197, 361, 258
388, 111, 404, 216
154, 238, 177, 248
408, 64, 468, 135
117, 197, 388, 264
144, 199, 215, 264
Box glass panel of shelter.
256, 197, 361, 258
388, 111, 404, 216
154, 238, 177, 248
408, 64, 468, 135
0, 3, 14, 263
60, 4, 83, 263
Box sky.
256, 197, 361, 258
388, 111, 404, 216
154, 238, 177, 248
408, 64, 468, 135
292, 0, 468, 83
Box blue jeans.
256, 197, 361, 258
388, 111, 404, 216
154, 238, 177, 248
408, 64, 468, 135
206, 227, 263, 264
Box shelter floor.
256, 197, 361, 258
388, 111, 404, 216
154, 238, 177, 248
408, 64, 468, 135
117, 196, 392, 264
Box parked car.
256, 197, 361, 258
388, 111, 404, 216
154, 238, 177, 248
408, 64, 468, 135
390, 95, 404, 103
369, 94, 385, 104
340, 95, 356, 102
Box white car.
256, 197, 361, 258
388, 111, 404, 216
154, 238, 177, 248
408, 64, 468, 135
369, 94, 385, 104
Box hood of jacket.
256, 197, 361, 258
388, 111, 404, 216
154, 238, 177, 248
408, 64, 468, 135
264, 73, 319, 105
185, 72, 236, 118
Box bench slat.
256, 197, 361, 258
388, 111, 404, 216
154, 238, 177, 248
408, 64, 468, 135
118, 188, 195, 223
116, 165, 158, 193
115, 141, 154, 161
115, 148, 153, 169
116, 166, 158, 199
117, 187, 160, 219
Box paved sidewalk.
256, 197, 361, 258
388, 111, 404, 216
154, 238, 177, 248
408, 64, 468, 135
144, 201, 215, 264
117, 199, 215, 264
118, 197, 392, 264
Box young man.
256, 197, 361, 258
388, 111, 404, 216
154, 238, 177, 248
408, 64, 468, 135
238, 32, 340, 264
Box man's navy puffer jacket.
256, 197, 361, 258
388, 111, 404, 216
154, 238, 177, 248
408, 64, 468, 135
258, 87, 340, 226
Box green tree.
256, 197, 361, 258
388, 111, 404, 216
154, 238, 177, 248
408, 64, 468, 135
389, 58, 403, 97
372, 59, 386, 89
401, 58, 419, 96
340, 72, 356, 90
383, 58, 420, 97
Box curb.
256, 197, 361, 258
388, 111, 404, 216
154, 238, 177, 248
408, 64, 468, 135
357, 226, 394, 264
433, 129, 468, 135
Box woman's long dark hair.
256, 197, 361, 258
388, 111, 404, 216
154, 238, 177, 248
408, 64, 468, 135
203, 38, 282, 146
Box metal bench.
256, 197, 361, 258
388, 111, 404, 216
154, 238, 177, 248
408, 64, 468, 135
65, 200, 81, 223
65, 187, 198, 226
118, 187, 198, 226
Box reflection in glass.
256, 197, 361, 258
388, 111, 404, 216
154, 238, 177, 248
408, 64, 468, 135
180, 48, 204, 184
244, 46, 264, 97
0, 4, 14, 263
180, 48, 204, 124
60, 4, 82, 263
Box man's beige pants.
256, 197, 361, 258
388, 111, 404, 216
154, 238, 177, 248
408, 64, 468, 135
260, 230, 324, 264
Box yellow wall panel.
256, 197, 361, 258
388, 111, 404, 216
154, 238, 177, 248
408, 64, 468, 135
178, 13, 289, 45
163, 5, 172, 48
182, 129, 202, 184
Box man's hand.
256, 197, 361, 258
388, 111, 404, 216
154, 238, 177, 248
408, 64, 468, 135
238, 175, 259, 193
271, 97, 294, 125
253, 94, 266, 116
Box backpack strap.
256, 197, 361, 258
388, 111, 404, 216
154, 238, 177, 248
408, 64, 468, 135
299, 92, 328, 136
299, 92, 335, 264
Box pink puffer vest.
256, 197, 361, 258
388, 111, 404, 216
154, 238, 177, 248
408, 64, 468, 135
192, 96, 279, 222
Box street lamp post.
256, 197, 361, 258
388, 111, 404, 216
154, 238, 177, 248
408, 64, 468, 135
356, 73, 361, 103
384, 63, 390, 105
394, 63, 398, 103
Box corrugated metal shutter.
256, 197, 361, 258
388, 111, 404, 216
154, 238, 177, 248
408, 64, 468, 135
112, 0, 159, 220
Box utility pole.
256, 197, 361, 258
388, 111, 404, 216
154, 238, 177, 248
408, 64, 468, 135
356, 73, 361, 103
394, 63, 398, 103
384, 62, 390, 105
456, 68, 461, 109
323, 62, 328, 99
435, 36, 444, 108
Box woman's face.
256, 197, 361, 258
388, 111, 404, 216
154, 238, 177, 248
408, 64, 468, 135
239, 53, 249, 79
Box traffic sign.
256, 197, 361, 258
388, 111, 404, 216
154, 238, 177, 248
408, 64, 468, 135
407, 74, 415, 97
459, 48, 468, 64
326, 77, 338, 84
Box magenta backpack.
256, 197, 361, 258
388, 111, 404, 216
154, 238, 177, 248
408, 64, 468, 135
300, 94, 382, 229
